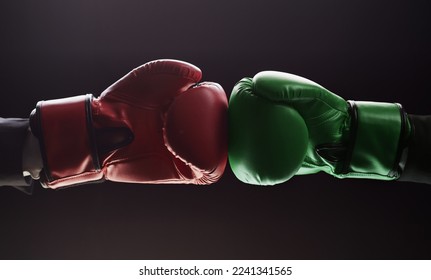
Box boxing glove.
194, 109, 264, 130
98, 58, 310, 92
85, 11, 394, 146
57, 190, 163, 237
229, 71, 411, 185
30, 59, 228, 189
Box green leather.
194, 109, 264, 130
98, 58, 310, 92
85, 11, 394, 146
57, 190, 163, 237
228, 78, 309, 185
345, 101, 409, 179
228, 71, 411, 185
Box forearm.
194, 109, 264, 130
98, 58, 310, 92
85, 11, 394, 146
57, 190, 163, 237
398, 115, 431, 184
0, 118, 33, 192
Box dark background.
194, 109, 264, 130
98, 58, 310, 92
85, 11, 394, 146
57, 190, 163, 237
0, 0, 431, 259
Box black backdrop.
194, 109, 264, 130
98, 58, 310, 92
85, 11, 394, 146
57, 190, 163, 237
0, 0, 430, 259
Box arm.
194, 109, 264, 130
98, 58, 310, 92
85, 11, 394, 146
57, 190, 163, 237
398, 115, 431, 184
0, 118, 42, 194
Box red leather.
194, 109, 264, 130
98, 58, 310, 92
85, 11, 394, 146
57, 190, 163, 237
33, 59, 228, 188
164, 82, 228, 184
36, 95, 98, 182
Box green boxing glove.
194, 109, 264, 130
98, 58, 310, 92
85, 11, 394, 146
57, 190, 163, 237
229, 71, 411, 185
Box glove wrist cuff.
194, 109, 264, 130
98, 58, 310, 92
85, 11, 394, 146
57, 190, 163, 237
341, 101, 410, 180
30, 94, 102, 188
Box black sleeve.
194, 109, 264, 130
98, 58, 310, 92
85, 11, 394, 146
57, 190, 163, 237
398, 115, 431, 184
0, 118, 33, 193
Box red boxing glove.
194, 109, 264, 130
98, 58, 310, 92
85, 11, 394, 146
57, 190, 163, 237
30, 59, 228, 189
